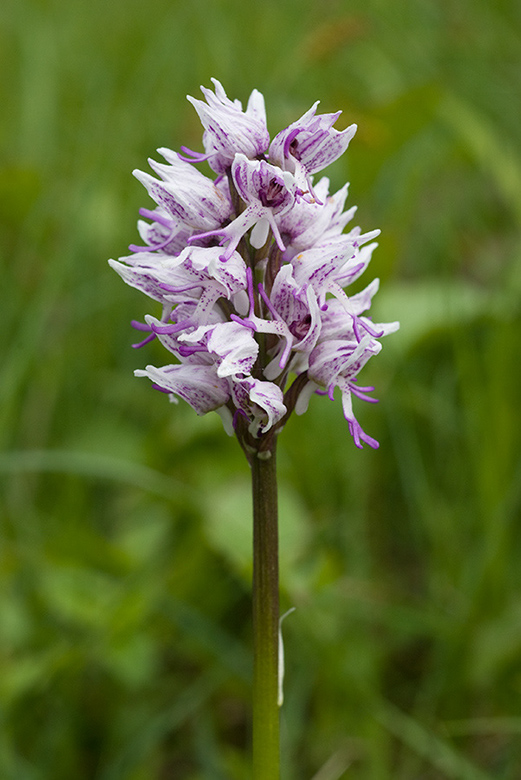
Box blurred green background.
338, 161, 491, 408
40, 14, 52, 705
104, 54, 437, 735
1, 0, 521, 777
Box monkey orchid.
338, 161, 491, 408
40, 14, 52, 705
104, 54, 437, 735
110, 79, 398, 780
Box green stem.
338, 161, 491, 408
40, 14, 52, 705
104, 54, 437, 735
251, 440, 280, 779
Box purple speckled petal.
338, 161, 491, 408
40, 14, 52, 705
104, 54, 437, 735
135, 363, 230, 414
231, 155, 298, 215
207, 321, 259, 378
133, 151, 233, 231
231, 377, 287, 435
108, 258, 172, 303
186, 79, 270, 174
269, 101, 357, 176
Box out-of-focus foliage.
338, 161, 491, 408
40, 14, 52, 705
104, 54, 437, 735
1, 0, 520, 777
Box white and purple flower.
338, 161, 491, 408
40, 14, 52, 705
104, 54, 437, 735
183, 79, 270, 174
110, 81, 398, 452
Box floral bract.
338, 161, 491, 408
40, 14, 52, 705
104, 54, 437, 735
110, 79, 398, 455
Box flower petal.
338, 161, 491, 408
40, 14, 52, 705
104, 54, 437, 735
135, 363, 230, 414
186, 79, 270, 173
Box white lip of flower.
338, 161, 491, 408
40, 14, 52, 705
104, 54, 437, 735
111, 80, 399, 449
189, 154, 301, 261
230, 378, 287, 436
231, 265, 322, 381
179, 321, 260, 379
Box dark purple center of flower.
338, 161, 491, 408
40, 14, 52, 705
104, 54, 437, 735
289, 314, 311, 339
283, 128, 301, 160
288, 137, 301, 161
259, 177, 286, 208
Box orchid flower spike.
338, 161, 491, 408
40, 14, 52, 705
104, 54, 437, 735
110, 80, 398, 452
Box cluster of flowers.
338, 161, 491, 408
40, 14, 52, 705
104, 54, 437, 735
110, 79, 398, 455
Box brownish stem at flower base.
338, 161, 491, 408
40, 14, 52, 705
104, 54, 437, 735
251, 440, 280, 779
